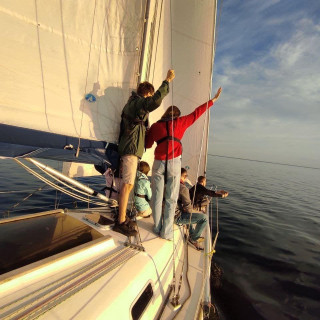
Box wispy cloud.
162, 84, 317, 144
211, 1, 320, 166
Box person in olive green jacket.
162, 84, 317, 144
113, 69, 175, 237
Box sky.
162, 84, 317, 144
209, 0, 320, 168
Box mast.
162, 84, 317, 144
138, 0, 151, 83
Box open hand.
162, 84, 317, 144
216, 190, 229, 198
212, 87, 222, 102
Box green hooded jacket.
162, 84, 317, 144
118, 80, 169, 158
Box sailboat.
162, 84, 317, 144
0, 0, 219, 319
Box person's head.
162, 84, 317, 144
181, 168, 188, 182
137, 82, 154, 97
161, 105, 181, 120
198, 176, 206, 186
139, 161, 150, 175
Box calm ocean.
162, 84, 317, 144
0, 156, 319, 320
206, 156, 320, 320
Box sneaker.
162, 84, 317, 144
188, 238, 204, 251
113, 221, 137, 237
196, 237, 205, 243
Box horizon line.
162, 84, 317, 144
207, 154, 320, 170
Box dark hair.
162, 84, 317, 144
181, 167, 187, 176
161, 105, 181, 119
198, 176, 206, 184
139, 161, 150, 175
137, 82, 154, 97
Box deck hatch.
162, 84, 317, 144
0, 211, 103, 275
131, 283, 153, 320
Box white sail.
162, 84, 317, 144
0, 1, 219, 318
0, 0, 146, 143
0, 0, 217, 181
141, 0, 217, 182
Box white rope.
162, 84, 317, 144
14, 159, 109, 207
76, 0, 98, 156
151, 0, 164, 83
34, 0, 50, 130
96, 5, 108, 82
171, 0, 224, 313
59, 0, 78, 135
2, 184, 48, 216
168, 0, 178, 299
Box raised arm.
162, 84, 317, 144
143, 69, 175, 113
180, 87, 222, 128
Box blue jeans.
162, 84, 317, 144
151, 157, 181, 240
175, 212, 207, 241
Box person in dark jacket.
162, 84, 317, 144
175, 168, 208, 250
113, 69, 175, 237
189, 176, 228, 212
145, 87, 222, 240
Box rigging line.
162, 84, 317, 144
168, 0, 178, 299
76, 0, 98, 157
34, 0, 50, 131
210, 0, 224, 82
14, 159, 108, 207
24, 164, 108, 207
59, 0, 78, 136
32, 160, 101, 199
138, 0, 151, 82
96, 5, 108, 82
187, 0, 217, 260
2, 182, 48, 215
203, 0, 221, 171
207, 196, 219, 256
151, 0, 164, 83
176, 1, 220, 311
136, 0, 150, 85
55, 161, 63, 210
207, 154, 320, 170
144, 0, 158, 81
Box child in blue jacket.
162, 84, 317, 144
134, 161, 152, 218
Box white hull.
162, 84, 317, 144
0, 209, 208, 319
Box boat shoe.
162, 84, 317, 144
113, 219, 137, 237
125, 216, 137, 227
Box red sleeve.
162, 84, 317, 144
145, 125, 156, 149
180, 99, 214, 129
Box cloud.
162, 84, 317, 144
211, 3, 320, 166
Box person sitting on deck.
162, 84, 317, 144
113, 69, 175, 237
134, 161, 152, 218
189, 176, 228, 212
175, 168, 208, 250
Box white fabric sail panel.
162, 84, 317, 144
0, 0, 146, 143
142, 0, 217, 183
141, 0, 173, 169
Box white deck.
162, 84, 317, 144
0, 209, 207, 320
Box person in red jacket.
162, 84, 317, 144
145, 87, 222, 240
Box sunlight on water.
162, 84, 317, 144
206, 157, 320, 320
0, 157, 319, 319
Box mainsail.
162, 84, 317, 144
0, 0, 147, 165
140, 0, 217, 182
0, 0, 217, 182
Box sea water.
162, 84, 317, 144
0, 157, 319, 320
206, 156, 320, 320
